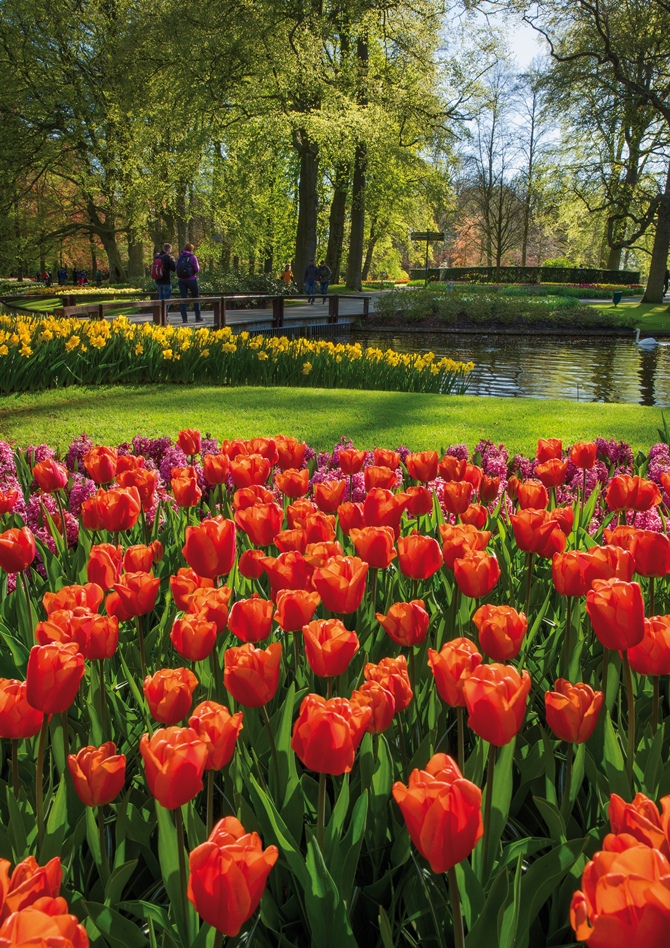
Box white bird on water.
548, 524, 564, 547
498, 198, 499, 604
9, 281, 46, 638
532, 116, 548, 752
635, 328, 659, 349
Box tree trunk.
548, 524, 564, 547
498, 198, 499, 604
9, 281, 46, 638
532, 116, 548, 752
98, 231, 126, 282
345, 144, 367, 290
325, 162, 349, 284
127, 240, 144, 278
606, 244, 622, 270
361, 223, 379, 281
176, 187, 187, 250
294, 131, 320, 291
89, 234, 98, 275
643, 159, 670, 303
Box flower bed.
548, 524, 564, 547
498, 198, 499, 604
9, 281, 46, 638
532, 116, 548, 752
0, 431, 669, 945
0, 315, 473, 394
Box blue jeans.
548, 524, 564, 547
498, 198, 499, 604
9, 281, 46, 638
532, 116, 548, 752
157, 282, 172, 314
178, 279, 200, 321
305, 280, 317, 301
319, 281, 329, 300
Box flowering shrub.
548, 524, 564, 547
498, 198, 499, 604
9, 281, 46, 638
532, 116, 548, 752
1, 430, 670, 944
0, 314, 474, 394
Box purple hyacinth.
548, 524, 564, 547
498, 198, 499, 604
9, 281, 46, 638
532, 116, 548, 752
64, 435, 94, 473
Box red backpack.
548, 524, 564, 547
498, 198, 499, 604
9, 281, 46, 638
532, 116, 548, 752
151, 255, 164, 281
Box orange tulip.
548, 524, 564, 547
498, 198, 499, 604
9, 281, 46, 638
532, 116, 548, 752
107, 571, 160, 621
473, 604, 527, 661
169, 568, 215, 611
303, 511, 336, 544
170, 615, 218, 662
374, 448, 400, 469
274, 528, 308, 553
286, 498, 318, 528
261, 551, 313, 595
123, 544, 154, 573
349, 526, 396, 569
438, 455, 466, 481
223, 642, 282, 708
83, 445, 118, 484
188, 700, 244, 771
275, 435, 307, 470
441, 480, 473, 516
392, 753, 483, 874
140, 725, 207, 809
304, 540, 343, 567
291, 693, 371, 774
143, 667, 198, 725
67, 742, 126, 807
397, 533, 443, 580
43, 583, 103, 615
227, 596, 274, 643
0, 489, 19, 515
98, 486, 141, 532
0, 527, 36, 573
405, 485, 434, 517
81, 613, 119, 661
176, 428, 201, 456
364, 465, 398, 491
246, 438, 278, 465
406, 450, 438, 483
81, 490, 107, 530
629, 616, 670, 676
183, 517, 237, 578
603, 524, 639, 552
607, 474, 662, 512
117, 467, 157, 511
274, 589, 320, 632
349, 680, 395, 734
584, 544, 635, 584
33, 458, 68, 493
632, 531, 670, 578
229, 454, 272, 488
233, 484, 275, 510
506, 475, 520, 501
460, 504, 488, 528
552, 550, 591, 598
570, 441, 597, 469
302, 618, 359, 677
25, 642, 85, 714
364, 655, 413, 712
510, 509, 566, 558
188, 816, 278, 937
313, 480, 346, 513
203, 453, 230, 485
0, 855, 62, 920
606, 792, 670, 854
428, 638, 482, 707
536, 438, 562, 462
0, 906, 89, 946
376, 599, 429, 647
453, 550, 500, 598
312, 555, 368, 613
87, 543, 122, 590
274, 468, 310, 498
545, 679, 603, 744
535, 458, 568, 488
234, 503, 284, 547
479, 475, 501, 504
337, 501, 365, 534
238, 548, 267, 579
338, 448, 367, 475
187, 586, 233, 633
363, 488, 410, 536
172, 467, 202, 508
570, 846, 670, 945
517, 479, 549, 510
586, 578, 645, 650
462, 663, 532, 746
440, 523, 491, 570
0, 679, 44, 740
221, 439, 248, 460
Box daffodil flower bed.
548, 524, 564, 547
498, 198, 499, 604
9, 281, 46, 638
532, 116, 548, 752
0, 315, 475, 394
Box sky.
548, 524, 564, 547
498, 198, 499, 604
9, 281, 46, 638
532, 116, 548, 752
476, 8, 547, 68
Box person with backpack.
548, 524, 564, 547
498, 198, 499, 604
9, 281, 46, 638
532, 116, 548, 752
317, 261, 332, 302
152, 243, 176, 314
176, 243, 201, 323
304, 259, 319, 303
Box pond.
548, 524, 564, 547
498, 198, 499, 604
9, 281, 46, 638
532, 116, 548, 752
352, 330, 670, 406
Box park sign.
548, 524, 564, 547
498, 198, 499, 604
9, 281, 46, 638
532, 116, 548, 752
410, 231, 445, 241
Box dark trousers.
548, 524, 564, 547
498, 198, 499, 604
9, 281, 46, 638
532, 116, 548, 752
178, 279, 200, 321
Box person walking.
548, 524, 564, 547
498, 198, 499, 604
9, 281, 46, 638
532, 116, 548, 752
152, 243, 176, 315
304, 259, 319, 304
280, 263, 293, 285
317, 261, 331, 302
176, 243, 201, 323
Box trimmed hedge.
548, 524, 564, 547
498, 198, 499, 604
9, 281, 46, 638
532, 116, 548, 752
410, 265, 640, 285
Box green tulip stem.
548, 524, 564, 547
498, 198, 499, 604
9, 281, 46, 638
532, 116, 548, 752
209, 646, 223, 704
97, 805, 110, 885
562, 597, 573, 677
483, 743, 496, 873
602, 649, 610, 703
11, 739, 18, 798
456, 707, 465, 774
20, 570, 36, 637
524, 553, 534, 618
261, 704, 280, 793
582, 468, 587, 509
650, 577, 656, 617
36, 715, 49, 849
174, 806, 189, 927
450, 584, 460, 638
370, 568, 378, 609
408, 649, 416, 695
135, 615, 147, 679
560, 742, 574, 824
653, 677, 660, 735
213, 931, 224, 948
54, 490, 70, 576
62, 711, 69, 763
317, 771, 327, 852
447, 866, 466, 948
622, 650, 636, 789
293, 632, 300, 679
396, 717, 408, 777
98, 660, 108, 742
206, 771, 215, 836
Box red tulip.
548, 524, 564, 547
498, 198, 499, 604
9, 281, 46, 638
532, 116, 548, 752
603, 525, 639, 552
629, 616, 670, 676
246, 438, 278, 464
274, 589, 320, 632
586, 579, 645, 650
440, 523, 491, 570
169, 568, 215, 611
83, 445, 118, 484
552, 551, 591, 598
438, 455, 466, 481
349, 526, 396, 569
392, 753, 483, 874
26, 642, 85, 714
229, 454, 272, 488
172, 467, 202, 508
170, 615, 218, 662
0, 679, 44, 739
234, 503, 284, 547
364, 465, 398, 491
376, 600, 429, 647
188, 816, 278, 937
570, 441, 597, 469
187, 586, 232, 633
405, 485, 434, 517
275, 468, 310, 498
535, 458, 568, 489
397, 533, 443, 580
117, 468, 158, 511
188, 701, 244, 770
304, 541, 343, 567
107, 571, 160, 621
338, 448, 367, 475
545, 680, 603, 744
233, 485, 275, 510
227, 596, 274, 643
0, 854, 62, 920
203, 453, 230, 485
510, 509, 566, 558
238, 548, 267, 579
453, 551, 500, 598
33, 459, 68, 493
302, 618, 359, 677
291, 693, 371, 774
183, 517, 237, 579
275, 528, 308, 554
67, 742, 126, 806
87, 543, 123, 590
536, 438, 562, 462
479, 475, 501, 504
374, 448, 400, 469
140, 726, 208, 809
261, 551, 313, 596
81, 490, 107, 530
98, 487, 141, 532
286, 498, 318, 528
312, 555, 368, 613
632, 531, 670, 578
517, 480, 549, 510
0, 489, 19, 515
176, 429, 201, 456
606, 792, 670, 854
0, 527, 35, 573
462, 663, 532, 746
473, 604, 527, 661
607, 474, 661, 512
43, 583, 103, 615
442, 481, 473, 516
275, 436, 307, 470
303, 511, 336, 544
364, 655, 413, 711
224, 642, 282, 708
584, 545, 635, 585
363, 488, 410, 536
143, 667, 198, 725
406, 450, 438, 483
337, 501, 365, 534
313, 480, 346, 514
123, 544, 156, 574
428, 638, 482, 707
460, 504, 488, 528
349, 680, 395, 734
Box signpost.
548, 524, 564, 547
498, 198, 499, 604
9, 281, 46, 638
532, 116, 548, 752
410, 231, 445, 286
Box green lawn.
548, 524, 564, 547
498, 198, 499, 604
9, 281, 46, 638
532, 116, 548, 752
0, 385, 664, 453
591, 301, 670, 332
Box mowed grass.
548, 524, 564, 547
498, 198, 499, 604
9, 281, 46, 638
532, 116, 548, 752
0, 385, 664, 453
591, 301, 670, 332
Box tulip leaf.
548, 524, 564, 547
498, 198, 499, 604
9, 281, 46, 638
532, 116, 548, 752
325, 774, 349, 854
6, 785, 29, 861
40, 774, 68, 863
464, 865, 509, 947
512, 838, 587, 948
475, 738, 515, 882
81, 900, 148, 948
455, 858, 485, 930
533, 797, 566, 843
378, 906, 395, 948
637, 722, 664, 798
568, 743, 586, 809
273, 681, 300, 808
85, 805, 102, 867
247, 774, 310, 890
602, 713, 630, 798
498, 852, 524, 948
329, 790, 368, 908
104, 859, 138, 907
154, 802, 194, 948
304, 837, 357, 947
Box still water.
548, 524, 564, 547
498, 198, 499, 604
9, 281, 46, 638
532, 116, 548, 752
352, 331, 670, 407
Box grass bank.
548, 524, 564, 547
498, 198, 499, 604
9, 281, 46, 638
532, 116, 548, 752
591, 300, 670, 332
0, 384, 663, 453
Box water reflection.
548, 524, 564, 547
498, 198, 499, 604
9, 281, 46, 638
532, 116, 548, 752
353, 331, 670, 406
